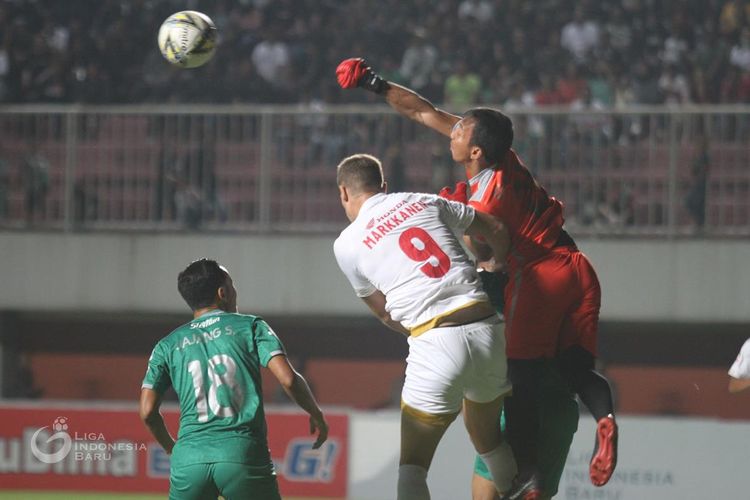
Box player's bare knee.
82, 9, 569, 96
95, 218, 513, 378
463, 396, 505, 454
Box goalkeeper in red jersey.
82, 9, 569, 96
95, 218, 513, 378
337, 58, 618, 500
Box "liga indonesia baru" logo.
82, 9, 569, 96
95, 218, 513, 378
30, 416, 146, 464
30, 416, 73, 464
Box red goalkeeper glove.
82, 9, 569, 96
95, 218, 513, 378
439, 181, 469, 204
336, 58, 390, 94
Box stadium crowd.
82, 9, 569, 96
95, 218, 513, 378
1, 0, 750, 107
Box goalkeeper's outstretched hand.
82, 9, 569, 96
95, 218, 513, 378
336, 57, 389, 94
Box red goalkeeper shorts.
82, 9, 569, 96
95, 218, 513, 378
504, 249, 600, 360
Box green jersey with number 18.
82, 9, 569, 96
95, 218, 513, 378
142, 310, 285, 470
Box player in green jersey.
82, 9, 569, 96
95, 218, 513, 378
139, 258, 328, 500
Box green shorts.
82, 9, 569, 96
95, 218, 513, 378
169, 462, 281, 500
473, 363, 579, 496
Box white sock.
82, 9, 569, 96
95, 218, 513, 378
479, 441, 518, 493
397, 464, 430, 500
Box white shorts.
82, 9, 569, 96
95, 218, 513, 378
401, 316, 511, 417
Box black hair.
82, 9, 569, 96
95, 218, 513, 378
177, 258, 227, 311
336, 153, 384, 194
463, 108, 514, 165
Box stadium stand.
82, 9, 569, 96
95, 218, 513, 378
0, 0, 747, 106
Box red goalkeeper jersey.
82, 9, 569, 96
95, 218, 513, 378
467, 150, 566, 269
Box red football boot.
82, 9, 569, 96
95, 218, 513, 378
590, 414, 618, 486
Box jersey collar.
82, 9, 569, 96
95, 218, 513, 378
197, 309, 224, 318
357, 192, 387, 220
468, 167, 495, 187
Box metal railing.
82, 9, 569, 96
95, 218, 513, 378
0, 104, 748, 236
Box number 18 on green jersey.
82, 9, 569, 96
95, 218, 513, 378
142, 310, 285, 470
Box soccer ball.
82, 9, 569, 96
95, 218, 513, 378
52, 416, 69, 432
157, 11, 217, 69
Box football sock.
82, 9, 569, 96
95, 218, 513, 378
479, 441, 517, 493
505, 359, 543, 480
557, 346, 614, 421
397, 464, 429, 500
573, 370, 614, 421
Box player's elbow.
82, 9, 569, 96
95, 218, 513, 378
277, 369, 298, 391
139, 393, 160, 424
139, 404, 158, 424
378, 313, 398, 331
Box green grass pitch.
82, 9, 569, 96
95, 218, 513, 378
0, 494, 164, 500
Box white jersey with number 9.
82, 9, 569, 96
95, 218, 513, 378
334, 192, 489, 332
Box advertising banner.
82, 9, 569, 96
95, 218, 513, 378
0, 405, 347, 498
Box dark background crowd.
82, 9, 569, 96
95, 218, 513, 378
2, 0, 750, 107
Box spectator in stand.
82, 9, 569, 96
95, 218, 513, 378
691, 22, 731, 103
604, 5, 633, 58
504, 81, 544, 164
503, 82, 537, 112
536, 72, 562, 106
720, 67, 745, 103
658, 64, 692, 106
224, 59, 276, 103
70, 61, 113, 103
444, 58, 482, 108
719, 0, 750, 38
0, 0, 743, 106
557, 63, 588, 104
730, 28, 750, 73
591, 30, 617, 65
0, 147, 7, 220
612, 74, 637, 144
568, 85, 613, 166
500, 29, 531, 82
560, 6, 600, 63
614, 75, 636, 109
0, 46, 8, 102
399, 28, 438, 93
588, 61, 615, 108
691, 67, 711, 104
379, 53, 406, 87
660, 27, 689, 67
22, 149, 50, 225
457, 0, 495, 24
631, 62, 663, 105
251, 27, 292, 99
741, 71, 750, 102
480, 63, 516, 105
579, 182, 634, 229
630, 62, 663, 139
535, 29, 566, 78
685, 134, 710, 229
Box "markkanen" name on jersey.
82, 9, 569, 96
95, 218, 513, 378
363, 200, 429, 250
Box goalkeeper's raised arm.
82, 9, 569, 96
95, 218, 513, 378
336, 57, 460, 137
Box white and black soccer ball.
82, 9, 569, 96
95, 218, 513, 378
157, 11, 217, 69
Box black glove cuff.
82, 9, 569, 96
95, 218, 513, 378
359, 68, 390, 95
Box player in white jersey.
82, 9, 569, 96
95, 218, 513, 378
333, 153, 516, 500
728, 338, 750, 393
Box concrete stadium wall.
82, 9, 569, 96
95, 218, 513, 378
1, 232, 749, 322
